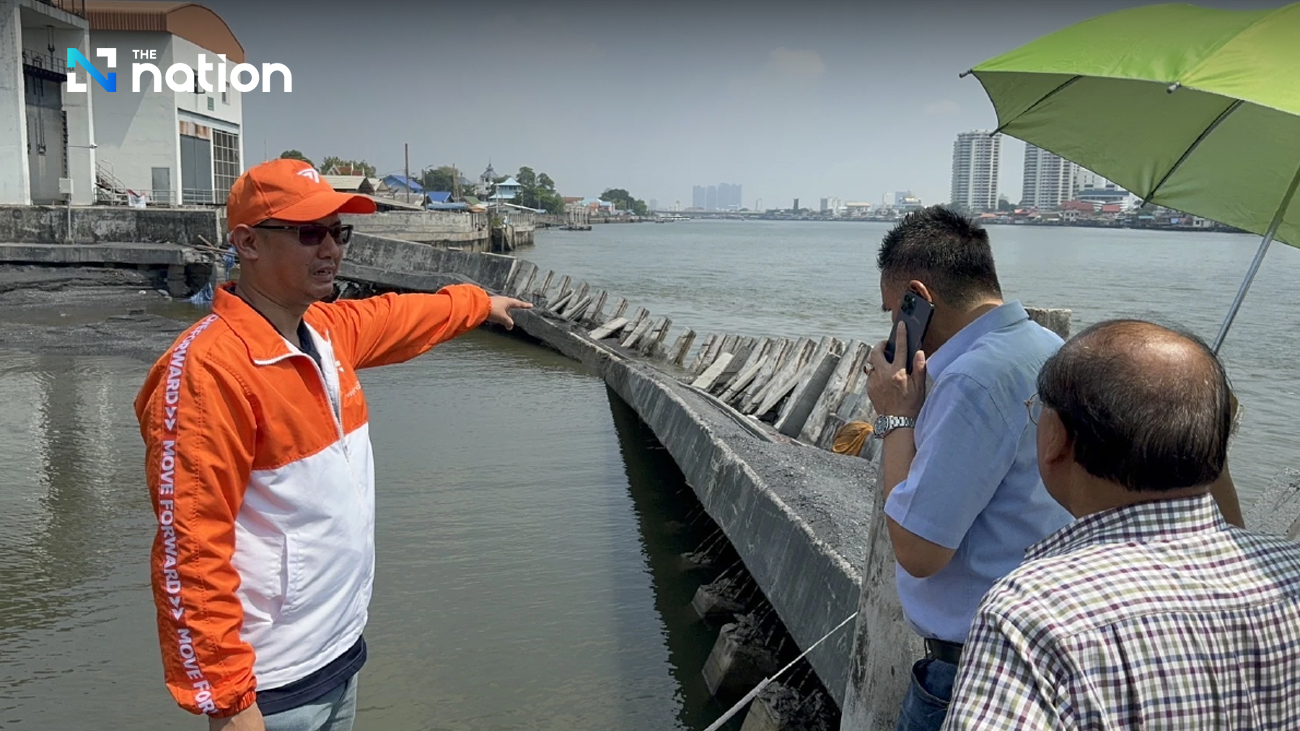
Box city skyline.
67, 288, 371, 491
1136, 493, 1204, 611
691, 183, 743, 211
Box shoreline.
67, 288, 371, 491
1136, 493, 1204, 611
637, 217, 1247, 235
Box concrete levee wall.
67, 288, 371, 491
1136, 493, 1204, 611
346, 210, 490, 249
0, 241, 205, 266
0, 204, 221, 246
519, 312, 873, 708
345, 232, 516, 288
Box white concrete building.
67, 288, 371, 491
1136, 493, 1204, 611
1021, 144, 1079, 210
845, 201, 873, 218
86, 1, 247, 206
950, 131, 1000, 212
1, 0, 97, 205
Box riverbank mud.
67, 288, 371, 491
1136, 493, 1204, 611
0, 265, 195, 361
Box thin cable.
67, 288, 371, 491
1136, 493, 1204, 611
701, 611, 858, 731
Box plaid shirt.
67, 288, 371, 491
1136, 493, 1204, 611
943, 493, 1300, 730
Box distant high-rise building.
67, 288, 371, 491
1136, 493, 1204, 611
1022, 144, 1077, 209
793, 198, 800, 212
895, 191, 913, 206
820, 197, 830, 212
950, 131, 1001, 211
690, 182, 743, 211
716, 183, 742, 210
649, 199, 658, 212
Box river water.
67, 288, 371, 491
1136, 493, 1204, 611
1, 220, 1298, 729
0, 326, 724, 729
524, 220, 1300, 501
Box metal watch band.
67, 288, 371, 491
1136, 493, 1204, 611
873, 414, 917, 439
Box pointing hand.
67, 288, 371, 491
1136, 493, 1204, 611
487, 296, 533, 330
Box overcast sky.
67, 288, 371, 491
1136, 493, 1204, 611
205, 0, 1280, 208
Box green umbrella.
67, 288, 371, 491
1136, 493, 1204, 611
965, 2, 1300, 352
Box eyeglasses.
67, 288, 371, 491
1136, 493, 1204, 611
1025, 393, 1043, 425
252, 222, 353, 246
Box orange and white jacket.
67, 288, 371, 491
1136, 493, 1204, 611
134, 282, 490, 717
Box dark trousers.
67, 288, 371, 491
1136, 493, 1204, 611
894, 657, 958, 731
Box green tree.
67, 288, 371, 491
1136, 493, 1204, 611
279, 149, 313, 167
319, 156, 376, 177
537, 189, 564, 214
601, 188, 648, 216
420, 165, 460, 193
512, 167, 564, 213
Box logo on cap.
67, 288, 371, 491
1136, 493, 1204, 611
297, 168, 321, 183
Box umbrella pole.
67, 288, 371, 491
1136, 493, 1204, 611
1212, 164, 1300, 354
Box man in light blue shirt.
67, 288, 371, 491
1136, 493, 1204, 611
863, 206, 1072, 731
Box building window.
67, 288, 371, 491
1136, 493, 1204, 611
222, 90, 229, 105
212, 129, 241, 201
207, 97, 214, 111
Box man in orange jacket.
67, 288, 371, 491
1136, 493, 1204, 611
135, 159, 531, 731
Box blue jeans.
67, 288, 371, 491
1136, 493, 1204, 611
895, 658, 957, 731
263, 674, 358, 731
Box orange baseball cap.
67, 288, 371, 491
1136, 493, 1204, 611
226, 158, 377, 230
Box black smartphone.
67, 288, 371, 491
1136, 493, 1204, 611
882, 291, 934, 374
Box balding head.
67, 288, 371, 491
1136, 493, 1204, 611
1037, 320, 1232, 493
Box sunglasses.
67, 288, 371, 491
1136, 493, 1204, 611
253, 222, 353, 246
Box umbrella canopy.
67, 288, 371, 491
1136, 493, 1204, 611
968, 2, 1300, 349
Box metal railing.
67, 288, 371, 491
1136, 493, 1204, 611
21, 48, 65, 78
35, 0, 86, 17
94, 188, 231, 208
182, 189, 226, 206
95, 188, 170, 206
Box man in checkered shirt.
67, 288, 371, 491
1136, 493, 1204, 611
943, 320, 1300, 730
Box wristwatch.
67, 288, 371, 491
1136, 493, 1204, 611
873, 414, 917, 439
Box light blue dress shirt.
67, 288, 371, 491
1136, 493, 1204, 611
883, 301, 1072, 643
